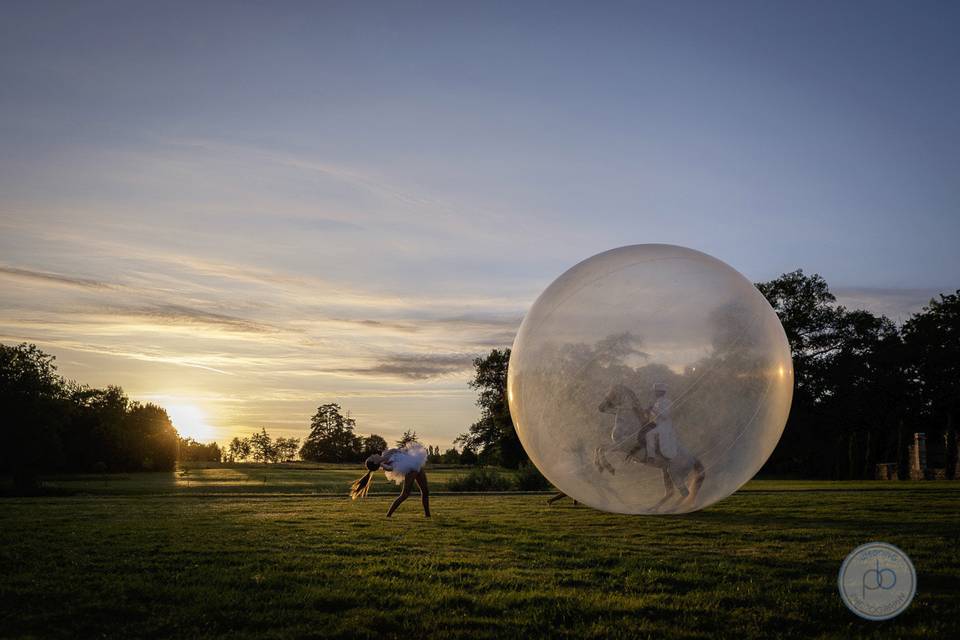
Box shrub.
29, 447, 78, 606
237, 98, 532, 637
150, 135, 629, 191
446, 466, 513, 492
514, 463, 551, 491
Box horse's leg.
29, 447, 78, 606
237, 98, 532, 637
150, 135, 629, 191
593, 447, 606, 474
666, 453, 694, 498
604, 454, 616, 474
595, 447, 616, 475
682, 460, 706, 508
650, 466, 674, 512
625, 442, 646, 465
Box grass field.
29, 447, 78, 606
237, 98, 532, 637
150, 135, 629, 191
1, 467, 958, 639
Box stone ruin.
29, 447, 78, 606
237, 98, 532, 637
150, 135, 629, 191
876, 432, 958, 480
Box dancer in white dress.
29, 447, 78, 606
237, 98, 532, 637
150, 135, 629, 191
350, 442, 430, 517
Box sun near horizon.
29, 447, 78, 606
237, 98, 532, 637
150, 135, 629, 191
163, 402, 217, 443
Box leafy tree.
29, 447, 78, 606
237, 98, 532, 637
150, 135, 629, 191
228, 437, 251, 462
68, 385, 130, 471
273, 437, 301, 462
178, 437, 222, 462
456, 349, 526, 468
124, 403, 177, 470
299, 404, 361, 462
360, 434, 387, 458
396, 429, 419, 447
756, 270, 846, 401
0, 343, 67, 489
440, 448, 461, 464
249, 428, 274, 463
459, 445, 478, 466
902, 291, 960, 477
757, 273, 910, 478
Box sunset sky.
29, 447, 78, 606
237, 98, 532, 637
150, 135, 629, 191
2, 2, 958, 447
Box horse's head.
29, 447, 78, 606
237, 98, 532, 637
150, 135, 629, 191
598, 384, 635, 414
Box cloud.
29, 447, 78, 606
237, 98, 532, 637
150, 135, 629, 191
833, 287, 948, 322
330, 353, 477, 380
163, 138, 446, 212
0, 265, 112, 290
330, 318, 422, 333
229, 212, 364, 233
120, 304, 280, 334
0, 336, 238, 375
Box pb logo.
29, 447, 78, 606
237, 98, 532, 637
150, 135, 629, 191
862, 558, 897, 599
839, 542, 916, 621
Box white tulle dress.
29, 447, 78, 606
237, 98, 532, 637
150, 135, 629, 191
381, 442, 428, 484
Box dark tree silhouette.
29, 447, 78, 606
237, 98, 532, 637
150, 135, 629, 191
440, 448, 462, 464
249, 428, 274, 463
299, 403, 361, 462
178, 437, 222, 462
228, 436, 251, 462
902, 291, 960, 478
0, 343, 67, 490
273, 437, 301, 462
456, 349, 527, 469
0, 343, 181, 490
360, 434, 387, 458
396, 429, 419, 447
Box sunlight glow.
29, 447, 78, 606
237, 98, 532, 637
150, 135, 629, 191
165, 403, 216, 442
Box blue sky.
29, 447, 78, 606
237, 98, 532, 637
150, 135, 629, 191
1, 1, 957, 446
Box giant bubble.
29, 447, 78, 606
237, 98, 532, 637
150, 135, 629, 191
507, 244, 793, 514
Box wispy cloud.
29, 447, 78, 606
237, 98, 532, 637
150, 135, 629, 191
0, 139, 544, 445
330, 353, 478, 381
833, 287, 946, 322
120, 304, 280, 335
0, 265, 113, 290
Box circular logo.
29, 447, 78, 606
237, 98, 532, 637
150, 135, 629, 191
838, 542, 916, 620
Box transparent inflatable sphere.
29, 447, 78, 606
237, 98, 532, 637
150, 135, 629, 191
508, 244, 793, 514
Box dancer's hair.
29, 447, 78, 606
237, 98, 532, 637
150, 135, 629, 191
350, 457, 381, 500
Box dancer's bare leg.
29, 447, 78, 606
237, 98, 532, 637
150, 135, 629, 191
414, 470, 431, 517
386, 474, 412, 517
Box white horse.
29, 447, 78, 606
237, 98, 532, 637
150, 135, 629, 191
596, 384, 705, 511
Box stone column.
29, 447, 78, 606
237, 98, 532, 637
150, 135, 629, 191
911, 432, 927, 480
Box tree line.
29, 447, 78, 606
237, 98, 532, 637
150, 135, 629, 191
4, 269, 955, 485
0, 341, 478, 492
458, 271, 959, 480
293, 406, 477, 464
1, 343, 179, 490
223, 429, 301, 463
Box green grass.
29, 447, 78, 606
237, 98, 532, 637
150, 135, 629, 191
29, 462, 493, 496
1, 470, 957, 639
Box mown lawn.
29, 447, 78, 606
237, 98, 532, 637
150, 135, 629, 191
29, 462, 487, 496
1, 475, 957, 639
